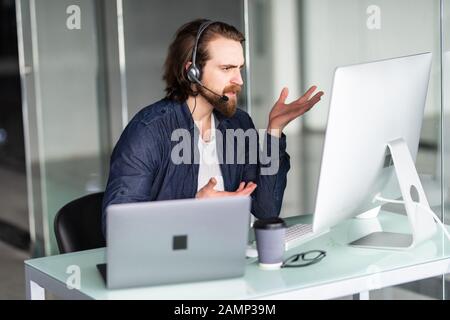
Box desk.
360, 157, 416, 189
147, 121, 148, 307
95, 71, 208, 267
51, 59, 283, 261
25, 211, 450, 300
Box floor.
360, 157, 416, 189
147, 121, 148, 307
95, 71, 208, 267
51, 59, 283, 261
0, 165, 29, 300
0, 240, 28, 300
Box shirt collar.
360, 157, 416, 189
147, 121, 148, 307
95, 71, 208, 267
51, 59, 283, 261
179, 100, 230, 131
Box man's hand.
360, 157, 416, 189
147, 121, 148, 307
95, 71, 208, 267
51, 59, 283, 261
195, 178, 257, 199
268, 86, 324, 137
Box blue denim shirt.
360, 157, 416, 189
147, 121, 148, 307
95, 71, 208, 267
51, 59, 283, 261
102, 98, 291, 236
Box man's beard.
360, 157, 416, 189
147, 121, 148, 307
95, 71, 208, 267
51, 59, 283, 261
198, 84, 241, 118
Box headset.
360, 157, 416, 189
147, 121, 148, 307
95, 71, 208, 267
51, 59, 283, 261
186, 20, 229, 102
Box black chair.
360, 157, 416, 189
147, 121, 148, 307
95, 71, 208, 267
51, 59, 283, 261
54, 192, 106, 254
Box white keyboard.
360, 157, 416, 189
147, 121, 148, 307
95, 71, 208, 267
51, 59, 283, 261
284, 223, 314, 251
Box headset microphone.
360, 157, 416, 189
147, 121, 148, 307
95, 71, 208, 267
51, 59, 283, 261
191, 77, 229, 102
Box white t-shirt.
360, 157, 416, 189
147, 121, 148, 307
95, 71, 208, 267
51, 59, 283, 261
197, 115, 225, 192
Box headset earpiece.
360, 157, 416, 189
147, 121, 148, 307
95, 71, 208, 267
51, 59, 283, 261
187, 65, 200, 83
186, 20, 229, 103
187, 20, 214, 83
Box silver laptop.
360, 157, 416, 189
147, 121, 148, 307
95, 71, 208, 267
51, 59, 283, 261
103, 196, 251, 289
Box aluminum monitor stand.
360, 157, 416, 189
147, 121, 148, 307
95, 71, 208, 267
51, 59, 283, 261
350, 138, 437, 250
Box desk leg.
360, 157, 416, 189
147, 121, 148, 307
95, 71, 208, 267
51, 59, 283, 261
353, 291, 370, 300
25, 268, 45, 300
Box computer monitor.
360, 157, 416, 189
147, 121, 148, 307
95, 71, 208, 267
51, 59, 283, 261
311, 52, 436, 249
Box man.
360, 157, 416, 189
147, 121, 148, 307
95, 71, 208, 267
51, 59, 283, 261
101, 19, 323, 236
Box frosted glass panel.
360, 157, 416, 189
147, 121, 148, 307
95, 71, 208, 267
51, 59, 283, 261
248, 0, 445, 299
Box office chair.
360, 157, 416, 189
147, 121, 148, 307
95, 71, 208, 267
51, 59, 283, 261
54, 192, 106, 254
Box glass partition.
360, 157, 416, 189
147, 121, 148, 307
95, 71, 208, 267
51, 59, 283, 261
18, 0, 245, 255
247, 0, 445, 299
442, 0, 450, 300
18, 0, 110, 255
121, 0, 245, 122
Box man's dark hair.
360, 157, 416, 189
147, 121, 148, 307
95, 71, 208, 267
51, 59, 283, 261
163, 19, 245, 102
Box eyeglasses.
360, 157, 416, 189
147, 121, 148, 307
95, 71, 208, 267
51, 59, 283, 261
281, 250, 326, 268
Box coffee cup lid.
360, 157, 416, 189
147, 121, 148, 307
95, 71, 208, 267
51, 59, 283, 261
253, 217, 286, 230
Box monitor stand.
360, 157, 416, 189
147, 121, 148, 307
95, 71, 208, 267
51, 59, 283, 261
356, 206, 381, 219
350, 138, 437, 250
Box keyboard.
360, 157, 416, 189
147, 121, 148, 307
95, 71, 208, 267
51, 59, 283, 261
284, 223, 314, 251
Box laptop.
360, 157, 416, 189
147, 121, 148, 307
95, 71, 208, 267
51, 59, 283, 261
100, 196, 251, 289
